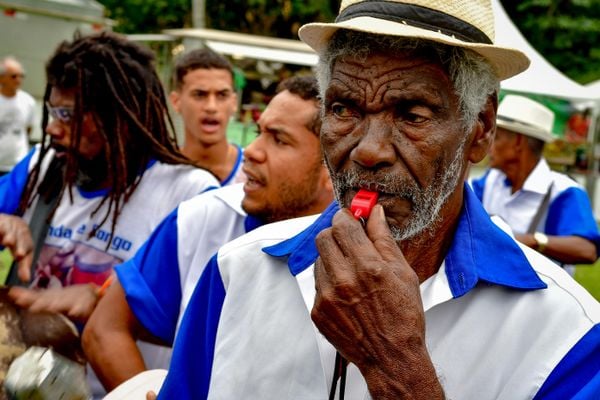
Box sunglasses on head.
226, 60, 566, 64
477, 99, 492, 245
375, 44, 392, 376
46, 102, 74, 123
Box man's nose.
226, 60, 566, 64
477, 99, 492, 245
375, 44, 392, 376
205, 94, 218, 112
45, 118, 65, 139
351, 115, 396, 169
244, 135, 266, 164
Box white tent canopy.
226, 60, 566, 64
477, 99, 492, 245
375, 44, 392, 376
587, 80, 600, 93
493, 0, 599, 103
162, 28, 318, 67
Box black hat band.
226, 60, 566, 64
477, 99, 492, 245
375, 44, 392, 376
336, 1, 493, 45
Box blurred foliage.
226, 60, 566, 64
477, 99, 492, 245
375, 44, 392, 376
206, 0, 339, 38
97, 0, 192, 33
502, 0, 600, 84
98, 0, 339, 38
98, 0, 599, 84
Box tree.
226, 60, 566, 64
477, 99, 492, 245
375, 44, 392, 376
97, 0, 192, 34
205, 0, 338, 38
501, 0, 600, 84
98, 0, 599, 84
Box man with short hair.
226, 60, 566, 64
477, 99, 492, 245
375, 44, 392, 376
0, 56, 36, 174
170, 48, 245, 185
157, 1, 600, 399
471, 94, 599, 272
83, 76, 334, 391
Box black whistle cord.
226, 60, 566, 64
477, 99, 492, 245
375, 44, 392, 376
329, 351, 348, 400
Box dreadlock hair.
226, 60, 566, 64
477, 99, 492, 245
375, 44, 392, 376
17, 31, 193, 245
276, 76, 321, 137
172, 47, 234, 90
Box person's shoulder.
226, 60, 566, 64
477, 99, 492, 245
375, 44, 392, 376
519, 243, 600, 324
16, 89, 35, 105
218, 214, 320, 257
178, 183, 245, 218
549, 170, 585, 192
147, 161, 220, 188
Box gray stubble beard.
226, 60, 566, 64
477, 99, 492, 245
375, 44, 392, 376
326, 136, 467, 241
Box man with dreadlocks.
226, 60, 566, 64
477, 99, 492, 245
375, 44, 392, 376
0, 31, 219, 395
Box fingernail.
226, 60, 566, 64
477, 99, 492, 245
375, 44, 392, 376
376, 204, 385, 220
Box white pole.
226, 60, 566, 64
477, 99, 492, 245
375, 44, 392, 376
192, 0, 206, 28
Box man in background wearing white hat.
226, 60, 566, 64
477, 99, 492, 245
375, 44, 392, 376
157, 1, 600, 399
472, 94, 600, 273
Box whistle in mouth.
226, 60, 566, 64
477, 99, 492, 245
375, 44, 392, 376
350, 189, 379, 220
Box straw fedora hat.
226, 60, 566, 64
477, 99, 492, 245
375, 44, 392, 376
497, 94, 556, 143
298, 0, 529, 80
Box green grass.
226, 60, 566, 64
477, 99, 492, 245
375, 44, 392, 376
575, 262, 600, 301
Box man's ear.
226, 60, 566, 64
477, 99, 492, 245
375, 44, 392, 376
468, 94, 497, 164
169, 91, 181, 113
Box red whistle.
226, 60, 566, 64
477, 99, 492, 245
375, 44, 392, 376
350, 189, 379, 220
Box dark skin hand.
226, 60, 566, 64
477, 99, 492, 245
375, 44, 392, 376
0, 214, 34, 282
0, 214, 99, 321
8, 284, 99, 322
313, 204, 444, 399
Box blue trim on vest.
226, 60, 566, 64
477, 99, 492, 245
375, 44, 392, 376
446, 186, 546, 297
220, 144, 243, 186
263, 184, 546, 294
533, 323, 600, 399
244, 214, 263, 233
158, 254, 225, 400
116, 207, 182, 343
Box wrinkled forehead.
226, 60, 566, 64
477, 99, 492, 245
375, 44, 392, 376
328, 51, 452, 100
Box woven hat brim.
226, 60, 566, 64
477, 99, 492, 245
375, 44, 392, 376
497, 120, 556, 143
299, 17, 530, 81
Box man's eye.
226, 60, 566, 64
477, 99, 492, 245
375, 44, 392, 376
273, 134, 286, 145
405, 113, 427, 123
331, 103, 354, 118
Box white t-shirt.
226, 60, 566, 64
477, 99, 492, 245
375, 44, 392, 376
0, 90, 35, 171
0, 146, 220, 397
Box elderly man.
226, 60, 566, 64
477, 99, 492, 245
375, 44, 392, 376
471, 94, 599, 273
158, 1, 600, 399
0, 56, 36, 174
83, 76, 333, 391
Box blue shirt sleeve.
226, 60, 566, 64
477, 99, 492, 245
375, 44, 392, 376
114, 207, 182, 344
545, 187, 600, 255
0, 148, 36, 214
533, 324, 600, 399
158, 254, 225, 400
